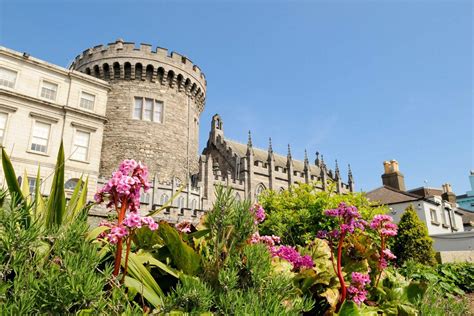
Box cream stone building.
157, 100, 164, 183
0, 40, 354, 223
0, 46, 109, 200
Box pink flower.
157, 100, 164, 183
271, 245, 314, 270
176, 221, 192, 233
250, 204, 266, 225
250, 232, 281, 247
370, 214, 397, 237
123, 212, 142, 228
348, 272, 371, 305
382, 248, 396, 260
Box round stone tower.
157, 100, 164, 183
71, 39, 206, 182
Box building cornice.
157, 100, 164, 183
0, 46, 110, 89
0, 89, 108, 123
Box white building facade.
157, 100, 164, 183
0, 46, 109, 200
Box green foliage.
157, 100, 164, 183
258, 182, 388, 245
393, 205, 437, 266
0, 200, 138, 314
158, 221, 202, 275
1, 142, 90, 231
164, 274, 214, 313
400, 260, 474, 296
417, 284, 470, 316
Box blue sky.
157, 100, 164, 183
1, 0, 472, 193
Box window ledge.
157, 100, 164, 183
69, 158, 90, 164
431, 221, 440, 226
442, 224, 449, 228
26, 149, 49, 157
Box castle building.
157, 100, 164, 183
0, 40, 354, 223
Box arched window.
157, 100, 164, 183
177, 196, 185, 209
85, 68, 91, 75
124, 62, 131, 80
191, 199, 197, 210
103, 63, 110, 80
135, 63, 143, 80
176, 74, 183, 90
157, 67, 165, 83
140, 189, 150, 204
65, 178, 80, 190
145, 65, 154, 81
160, 193, 169, 205
93, 65, 100, 78
235, 192, 241, 202
113, 62, 120, 79
255, 183, 266, 201
167, 70, 175, 87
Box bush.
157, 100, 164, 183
258, 182, 388, 246
0, 199, 138, 314
393, 205, 437, 266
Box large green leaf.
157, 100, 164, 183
124, 252, 165, 307
338, 301, 361, 316
1, 147, 24, 206
158, 221, 201, 275
21, 169, 31, 204
135, 250, 179, 278
124, 276, 163, 308
45, 142, 66, 229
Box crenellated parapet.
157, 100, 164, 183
70, 39, 206, 112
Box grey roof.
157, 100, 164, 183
224, 139, 322, 174
366, 186, 422, 205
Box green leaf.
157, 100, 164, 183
124, 276, 163, 308
338, 301, 361, 316
135, 250, 179, 278
125, 252, 165, 299
158, 221, 201, 275
186, 228, 211, 240
45, 142, 66, 229
86, 225, 110, 242
65, 176, 83, 220
405, 281, 427, 304
1, 147, 24, 206
21, 169, 31, 204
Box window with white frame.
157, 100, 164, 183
71, 130, 90, 161
429, 209, 438, 223
40, 81, 58, 101
28, 177, 37, 196
133, 97, 163, 123
30, 121, 51, 153
0, 112, 8, 144
79, 91, 95, 110
0, 67, 17, 88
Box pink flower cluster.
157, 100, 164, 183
250, 203, 266, 225
370, 215, 397, 237
322, 202, 367, 236
347, 272, 371, 305
94, 159, 150, 212
379, 248, 397, 269
250, 232, 281, 247
175, 221, 192, 233
271, 245, 314, 270
98, 214, 158, 244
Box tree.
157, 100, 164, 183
393, 205, 437, 266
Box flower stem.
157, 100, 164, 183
336, 232, 347, 311
375, 236, 385, 287
121, 231, 133, 284
113, 201, 128, 277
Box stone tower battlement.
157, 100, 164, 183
70, 39, 206, 111
71, 39, 206, 182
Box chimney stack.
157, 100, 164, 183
441, 183, 457, 204
381, 160, 406, 191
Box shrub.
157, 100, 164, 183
258, 182, 388, 246
393, 205, 437, 266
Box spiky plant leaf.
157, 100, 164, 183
1, 147, 24, 206
45, 142, 66, 229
